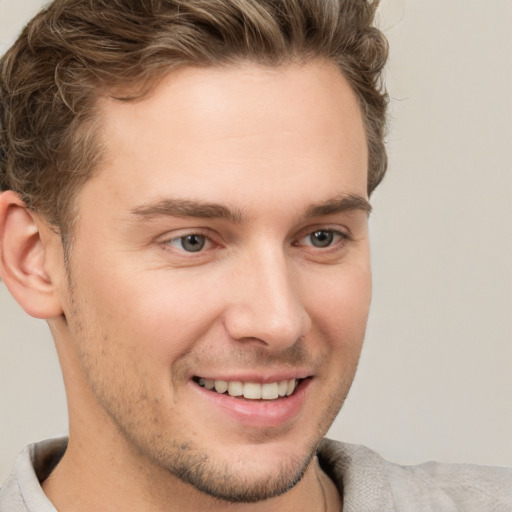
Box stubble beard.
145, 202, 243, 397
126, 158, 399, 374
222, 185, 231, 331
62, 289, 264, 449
73, 345, 351, 504
63, 268, 356, 504
153, 441, 317, 503
93, 371, 350, 504
111, 391, 347, 504
68, 327, 353, 503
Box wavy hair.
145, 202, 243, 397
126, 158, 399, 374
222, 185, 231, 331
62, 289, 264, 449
0, 0, 388, 234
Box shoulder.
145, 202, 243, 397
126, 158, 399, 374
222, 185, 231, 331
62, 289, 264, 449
0, 438, 66, 512
318, 438, 512, 512
0, 469, 26, 512
0, 445, 34, 512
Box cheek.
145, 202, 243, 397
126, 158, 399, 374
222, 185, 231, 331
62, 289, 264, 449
86, 267, 225, 362
305, 262, 372, 345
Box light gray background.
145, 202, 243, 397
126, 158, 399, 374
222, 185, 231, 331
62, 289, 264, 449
1, 0, 511, 484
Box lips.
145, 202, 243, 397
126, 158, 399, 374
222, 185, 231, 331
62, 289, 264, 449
195, 377, 301, 399
191, 374, 312, 428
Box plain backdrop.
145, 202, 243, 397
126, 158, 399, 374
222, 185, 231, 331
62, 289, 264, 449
1, 0, 511, 484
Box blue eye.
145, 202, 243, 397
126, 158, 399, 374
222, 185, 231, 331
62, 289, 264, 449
309, 230, 335, 248
169, 234, 207, 252
299, 229, 347, 248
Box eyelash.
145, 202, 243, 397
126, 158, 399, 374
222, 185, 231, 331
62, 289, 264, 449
162, 227, 350, 254
294, 229, 350, 249
163, 229, 214, 253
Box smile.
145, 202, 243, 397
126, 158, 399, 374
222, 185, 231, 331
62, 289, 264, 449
195, 377, 301, 400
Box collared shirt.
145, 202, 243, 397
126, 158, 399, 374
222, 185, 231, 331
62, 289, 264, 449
1, 437, 511, 511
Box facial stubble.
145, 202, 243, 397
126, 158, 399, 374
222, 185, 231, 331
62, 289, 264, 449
62, 263, 358, 504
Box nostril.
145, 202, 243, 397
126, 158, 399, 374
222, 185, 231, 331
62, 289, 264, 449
224, 307, 311, 350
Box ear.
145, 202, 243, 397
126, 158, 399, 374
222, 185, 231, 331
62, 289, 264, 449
0, 191, 64, 319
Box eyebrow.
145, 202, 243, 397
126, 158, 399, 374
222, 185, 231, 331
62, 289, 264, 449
301, 194, 372, 219
129, 193, 371, 223
130, 198, 245, 223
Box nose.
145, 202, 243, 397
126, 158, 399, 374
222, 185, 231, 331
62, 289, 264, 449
223, 247, 312, 350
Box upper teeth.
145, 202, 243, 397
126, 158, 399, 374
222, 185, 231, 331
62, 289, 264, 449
198, 378, 298, 400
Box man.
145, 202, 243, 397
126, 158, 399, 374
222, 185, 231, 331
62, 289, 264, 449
0, 0, 510, 511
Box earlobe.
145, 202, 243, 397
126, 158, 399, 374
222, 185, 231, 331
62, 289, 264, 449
0, 191, 64, 319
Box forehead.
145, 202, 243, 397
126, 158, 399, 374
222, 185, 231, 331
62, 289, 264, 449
86, 61, 368, 217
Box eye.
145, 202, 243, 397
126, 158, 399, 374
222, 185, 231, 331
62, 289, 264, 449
309, 230, 335, 248
167, 234, 208, 252
298, 229, 347, 248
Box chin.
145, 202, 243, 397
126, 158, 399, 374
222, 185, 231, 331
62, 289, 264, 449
166, 446, 315, 503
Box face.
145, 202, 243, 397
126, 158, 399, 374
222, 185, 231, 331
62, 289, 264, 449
54, 61, 371, 502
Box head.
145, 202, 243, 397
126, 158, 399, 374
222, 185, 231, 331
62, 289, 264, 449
0, 0, 388, 506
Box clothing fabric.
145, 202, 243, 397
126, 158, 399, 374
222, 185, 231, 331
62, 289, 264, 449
317, 439, 512, 512
1, 437, 511, 511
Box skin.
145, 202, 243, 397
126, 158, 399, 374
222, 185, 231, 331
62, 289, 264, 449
0, 60, 370, 511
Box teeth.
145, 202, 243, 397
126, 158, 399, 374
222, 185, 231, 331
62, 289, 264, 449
278, 380, 288, 397
214, 380, 228, 394
198, 378, 300, 399
228, 381, 243, 397
286, 379, 296, 396
261, 382, 279, 399
243, 382, 262, 399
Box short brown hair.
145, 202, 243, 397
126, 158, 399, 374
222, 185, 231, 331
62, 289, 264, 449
0, 0, 388, 234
